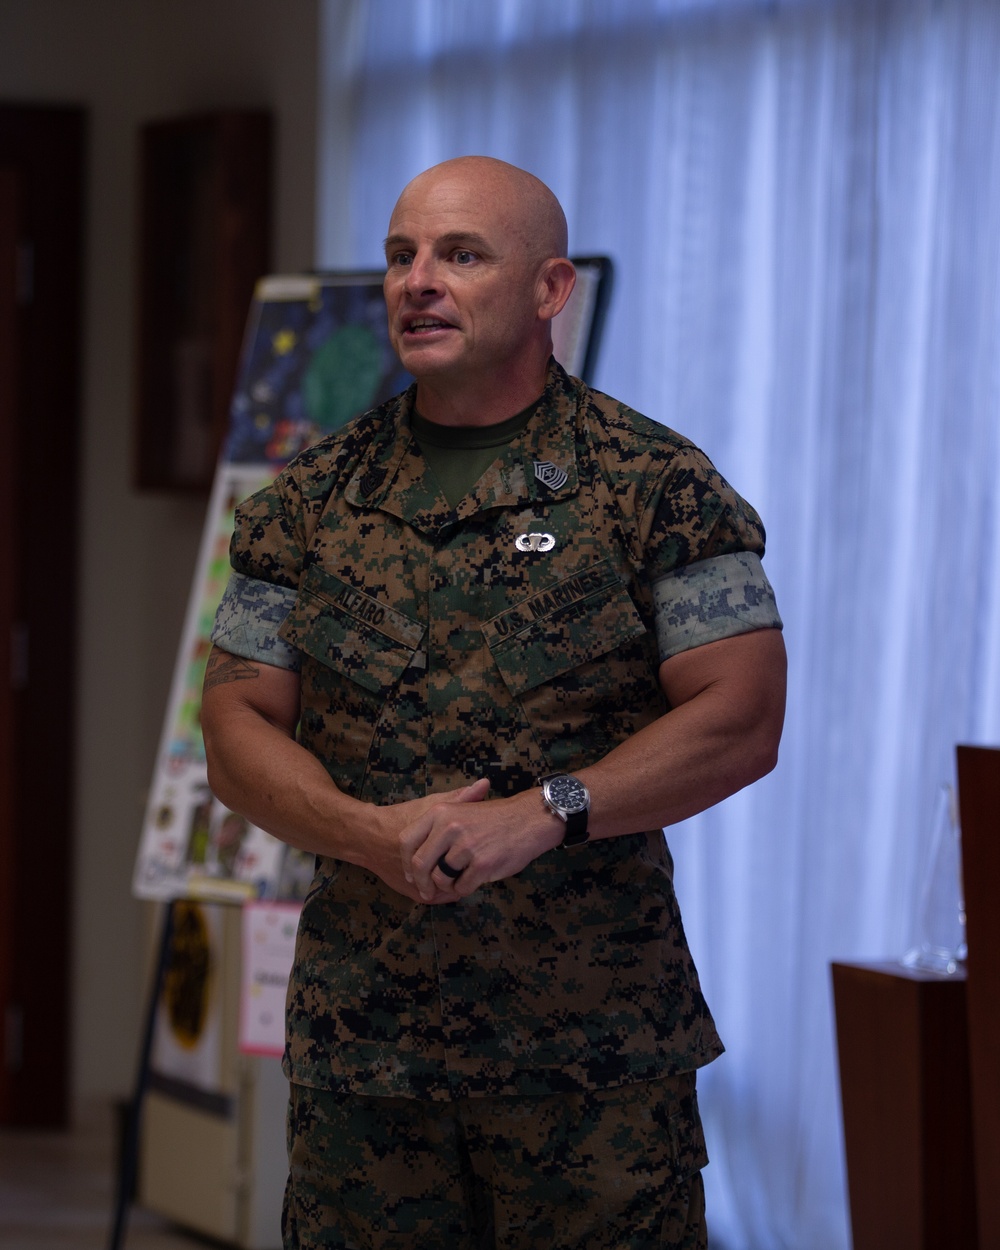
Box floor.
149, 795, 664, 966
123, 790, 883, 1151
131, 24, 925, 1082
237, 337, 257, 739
0, 1100, 221, 1250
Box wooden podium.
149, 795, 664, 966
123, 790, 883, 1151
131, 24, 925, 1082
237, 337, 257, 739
957, 746, 1000, 1250
833, 745, 999, 1250
831, 961, 976, 1249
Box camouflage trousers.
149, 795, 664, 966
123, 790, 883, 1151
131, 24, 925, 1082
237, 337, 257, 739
283, 1072, 708, 1249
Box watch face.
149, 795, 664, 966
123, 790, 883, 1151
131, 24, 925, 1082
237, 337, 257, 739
546, 775, 589, 814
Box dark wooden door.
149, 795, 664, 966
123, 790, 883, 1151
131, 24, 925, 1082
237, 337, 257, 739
0, 161, 19, 1127
0, 103, 85, 1127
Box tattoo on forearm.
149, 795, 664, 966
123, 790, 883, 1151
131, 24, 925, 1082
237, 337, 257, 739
204, 652, 261, 690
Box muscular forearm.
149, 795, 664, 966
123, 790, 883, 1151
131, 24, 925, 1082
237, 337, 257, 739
578, 676, 781, 840
200, 647, 489, 902
200, 644, 390, 869
203, 699, 369, 859
580, 627, 785, 839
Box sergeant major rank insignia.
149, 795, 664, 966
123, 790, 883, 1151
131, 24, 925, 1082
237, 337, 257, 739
533, 460, 568, 491
359, 466, 387, 497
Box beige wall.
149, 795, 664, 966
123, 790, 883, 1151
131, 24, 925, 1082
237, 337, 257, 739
0, 0, 321, 1105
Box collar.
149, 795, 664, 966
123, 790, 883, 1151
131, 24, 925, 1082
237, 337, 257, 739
343, 360, 584, 535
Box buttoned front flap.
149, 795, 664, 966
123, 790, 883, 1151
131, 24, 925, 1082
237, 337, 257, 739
482, 559, 647, 696
278, 565, 425, 698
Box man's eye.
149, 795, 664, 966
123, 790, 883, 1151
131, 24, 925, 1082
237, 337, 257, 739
453, 250, 476, 265
390, 252, 413, 267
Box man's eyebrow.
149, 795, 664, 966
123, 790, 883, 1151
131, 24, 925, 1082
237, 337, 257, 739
383, 231, 495, 254
437, 231, 493, 252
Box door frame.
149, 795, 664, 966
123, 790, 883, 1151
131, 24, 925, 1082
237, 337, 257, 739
0, 102, 85, 1127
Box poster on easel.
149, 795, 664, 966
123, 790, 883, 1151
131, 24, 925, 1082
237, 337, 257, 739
150, 900, 227, 1093
132, 261, 612, 905
239, 900, 302, 1057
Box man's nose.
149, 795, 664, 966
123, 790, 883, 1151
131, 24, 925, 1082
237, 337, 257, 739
403, 252, 441, 296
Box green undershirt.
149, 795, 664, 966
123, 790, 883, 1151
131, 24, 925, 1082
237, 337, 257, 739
411, 400, 540, 509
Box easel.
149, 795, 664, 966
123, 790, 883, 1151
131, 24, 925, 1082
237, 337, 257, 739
107, 900, 175, 1250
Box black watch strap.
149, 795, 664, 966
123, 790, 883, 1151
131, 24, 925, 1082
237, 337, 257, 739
560, 807, 589, 847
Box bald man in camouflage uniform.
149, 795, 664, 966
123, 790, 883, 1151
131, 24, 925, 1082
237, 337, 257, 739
202, 156, 786, 1250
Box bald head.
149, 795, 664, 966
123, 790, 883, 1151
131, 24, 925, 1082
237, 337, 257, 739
382, 155, 577, 422
392, 156, 569, 267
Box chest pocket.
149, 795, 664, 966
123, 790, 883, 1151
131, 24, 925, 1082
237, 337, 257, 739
482, 559, 660, 770
278, 565, 425, 699
483, 558, 646, 694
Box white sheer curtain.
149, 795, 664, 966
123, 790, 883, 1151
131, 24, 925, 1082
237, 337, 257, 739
317, 2, 1000, 1245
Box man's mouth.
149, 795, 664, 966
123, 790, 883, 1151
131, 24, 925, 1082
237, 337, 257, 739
403, 316, 454, 335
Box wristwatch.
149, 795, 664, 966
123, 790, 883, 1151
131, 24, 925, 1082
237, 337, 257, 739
540, 773, 591, 847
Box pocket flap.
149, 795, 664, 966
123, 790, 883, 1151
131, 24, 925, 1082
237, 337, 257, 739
278, 566, 425, 697
482, 560, 646, 696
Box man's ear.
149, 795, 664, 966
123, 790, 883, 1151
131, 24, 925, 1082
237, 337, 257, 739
536, 258, 577, 322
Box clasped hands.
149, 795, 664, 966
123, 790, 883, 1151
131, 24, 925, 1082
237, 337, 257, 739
365, 777, 564, 904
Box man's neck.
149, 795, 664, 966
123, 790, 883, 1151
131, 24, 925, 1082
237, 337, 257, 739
413, 354, 551, 428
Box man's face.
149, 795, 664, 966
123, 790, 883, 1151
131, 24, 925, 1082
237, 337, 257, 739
383, 168, 545, 390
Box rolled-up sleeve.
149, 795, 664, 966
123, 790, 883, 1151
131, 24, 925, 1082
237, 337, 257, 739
652, 551, 783, 662
211, 570, 301, 672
